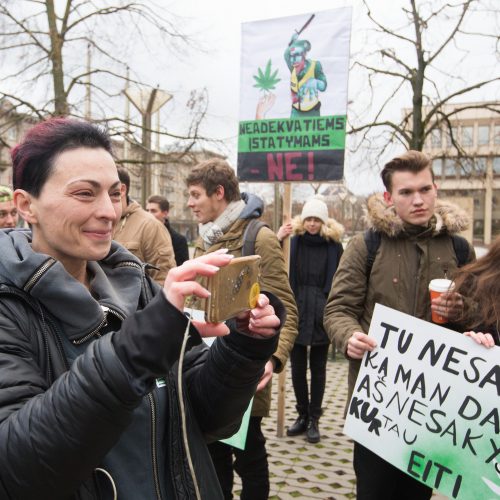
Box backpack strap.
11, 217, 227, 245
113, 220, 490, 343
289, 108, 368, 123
364, 228, 382, 281
242, 219, 269, 256
451, 234, 470, 268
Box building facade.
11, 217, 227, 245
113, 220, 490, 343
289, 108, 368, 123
422, 102, 500, 244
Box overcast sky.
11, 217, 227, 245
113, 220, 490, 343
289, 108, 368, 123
135, 0, 497, 197
6, 0, 496, 198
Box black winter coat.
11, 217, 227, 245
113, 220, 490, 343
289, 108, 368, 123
165, 220, 189, 266
0, 230, 280, 500
289, 218, 344, 346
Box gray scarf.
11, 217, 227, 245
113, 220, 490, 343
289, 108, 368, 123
199, 200, 245, 249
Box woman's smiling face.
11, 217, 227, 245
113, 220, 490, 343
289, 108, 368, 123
27, 147, 122, 270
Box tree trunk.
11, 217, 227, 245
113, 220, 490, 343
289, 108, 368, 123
410, 0, 425, 151
45, 0, 68, 116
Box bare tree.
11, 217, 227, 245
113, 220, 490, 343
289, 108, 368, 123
348, 0, 500, 163
0, 0, 209, 147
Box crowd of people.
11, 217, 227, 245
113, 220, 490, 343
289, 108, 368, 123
0, 118, 497, 500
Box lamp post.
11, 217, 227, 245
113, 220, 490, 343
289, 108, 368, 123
124, 86, 173, 206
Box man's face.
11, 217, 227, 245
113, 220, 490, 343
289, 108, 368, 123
187, 184, 227, 224
146, 202, 168, 223
0, 199, 18, 228
384, 168, 437, 227
290, 46, 306, 70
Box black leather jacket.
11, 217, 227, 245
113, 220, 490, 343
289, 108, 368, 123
0, 230, 280, 499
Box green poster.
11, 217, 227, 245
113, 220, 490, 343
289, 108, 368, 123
221, 398, 253, 450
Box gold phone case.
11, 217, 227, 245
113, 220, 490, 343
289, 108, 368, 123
189, 255, 261, 322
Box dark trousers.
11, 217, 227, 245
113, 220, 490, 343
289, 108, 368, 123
353, 442, 433, 500
208, 416, 269, 500
290, 343, 329, 417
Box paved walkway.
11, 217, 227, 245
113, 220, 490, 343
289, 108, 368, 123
235, 354, 447, 499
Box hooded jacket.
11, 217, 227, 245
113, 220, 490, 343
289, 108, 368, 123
289, 216, 344, 346
323, 195, 475, 409
193, 193, 298, 417
114, 200, 176, 284
0, 229, 280, 499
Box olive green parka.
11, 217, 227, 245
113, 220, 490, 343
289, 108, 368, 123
323, 195, 475, 411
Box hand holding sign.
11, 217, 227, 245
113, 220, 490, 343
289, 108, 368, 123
344, 304, 500, 500
347, 330, 377, 359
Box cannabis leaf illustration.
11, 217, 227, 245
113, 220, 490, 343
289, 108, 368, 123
253, 59, 281, 92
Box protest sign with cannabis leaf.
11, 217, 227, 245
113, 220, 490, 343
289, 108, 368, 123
253, 60, 281, 93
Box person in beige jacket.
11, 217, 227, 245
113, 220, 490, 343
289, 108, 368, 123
187, 158, 298, 500
114, 168, 175, 285
324, 151, 474, 500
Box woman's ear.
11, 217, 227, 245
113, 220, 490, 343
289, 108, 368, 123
14, 189, 38, 224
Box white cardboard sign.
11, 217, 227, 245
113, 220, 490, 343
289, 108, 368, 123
344, 304, 500, 499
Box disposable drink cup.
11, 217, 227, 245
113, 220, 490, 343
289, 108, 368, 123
429, 279, 454, 324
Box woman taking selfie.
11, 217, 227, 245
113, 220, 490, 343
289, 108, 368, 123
0, 118, 282, 499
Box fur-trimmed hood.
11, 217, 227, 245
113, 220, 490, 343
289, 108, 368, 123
366, 193, 470, 237
291, 215, 344, 242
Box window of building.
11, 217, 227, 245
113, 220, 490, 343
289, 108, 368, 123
430, 128, 442, 148
495, 125, 500, 145
432, 158, 442, 177
444, 158, 457, 177
474, 157, 487, 175
458, 157, 474, 176
446, 127, 458, 148
461, 126, 473, 147
492, 219, 500, 238
6, 126, 17, 142
478, 125, 490, 146
474, 219, 484, 239
493, 157, 500, 176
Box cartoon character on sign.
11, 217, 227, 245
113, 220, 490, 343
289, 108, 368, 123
284, 14, 327, 118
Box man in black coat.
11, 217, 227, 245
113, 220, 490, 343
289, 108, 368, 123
147, 194, 190, 265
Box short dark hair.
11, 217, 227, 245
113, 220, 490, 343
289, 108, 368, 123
381, 150, 434, 192
117, 167, 131, 196
12, 117, 113, 197
186, 158, 240, 202
147, 194, 169, 212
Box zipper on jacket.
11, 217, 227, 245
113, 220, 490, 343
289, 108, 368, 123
72, 310, 107, 345
115, 260, 142, 271
148, 392, 163, 500
23, 258, 56, 292
72, 305, 127, 345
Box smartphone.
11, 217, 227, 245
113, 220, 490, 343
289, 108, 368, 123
188, 255, 261, 322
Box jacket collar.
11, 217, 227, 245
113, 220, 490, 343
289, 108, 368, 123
365, 194, 470, 238
194, 192, 265, 252
291, 215, 344, 242
0, 229, 145, 340
121, 199, 142, 218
